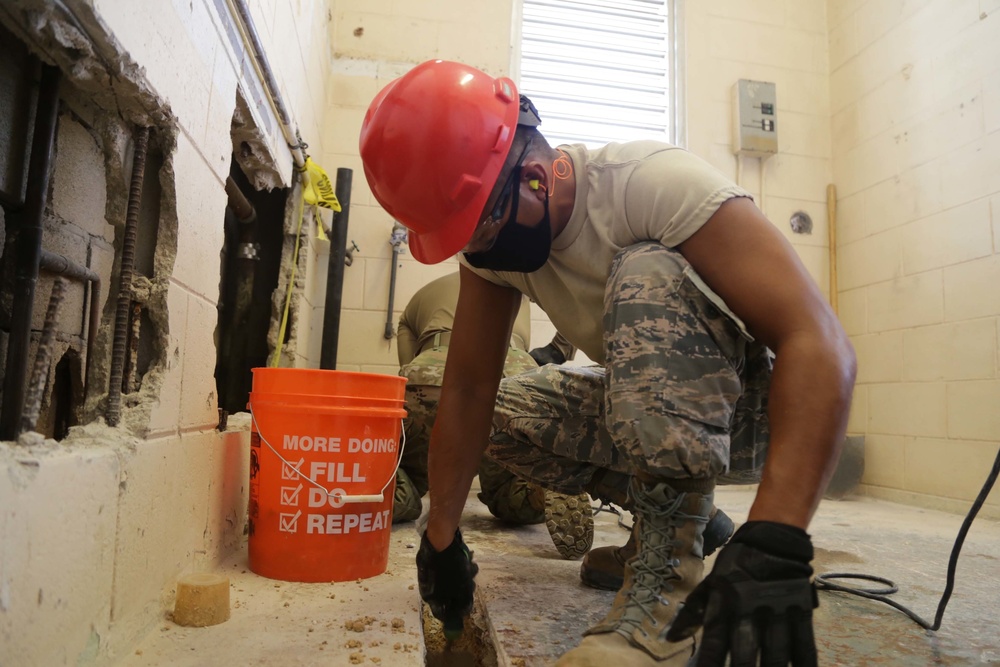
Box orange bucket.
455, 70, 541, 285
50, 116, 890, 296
251, 368, 406, 401
247, 369, 407, 582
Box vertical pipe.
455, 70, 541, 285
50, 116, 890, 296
21, 278, 67, 433
319, 168, 352, 370
384, 222, 406, 340
85, 278, 100, 396
106, 127, 149, 427
384, 248, 398, 340
0, 64, 61, 441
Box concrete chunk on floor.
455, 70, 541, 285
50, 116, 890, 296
119, 528, 426, 666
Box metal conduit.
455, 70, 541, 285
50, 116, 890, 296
225, 176, 255, 223
38, 250, 101, 396
0, 64, 61, 441
105, 127, 149, 428
385, 223, 406, 340
229, 0, 306, 168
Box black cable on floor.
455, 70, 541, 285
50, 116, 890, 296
592, 501, 634, 531
815, 447, 1000, 631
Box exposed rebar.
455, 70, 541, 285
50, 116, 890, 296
21, 278, 67, 434
124, 303, 141, 395
106, 126, 149, 427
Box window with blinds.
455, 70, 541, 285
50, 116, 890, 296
516, 0, 682, 148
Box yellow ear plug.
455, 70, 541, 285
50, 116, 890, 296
529, 179, 540, 190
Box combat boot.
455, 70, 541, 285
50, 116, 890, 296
391, 468, 423, 523
580, 507, 735, 591
555, 478, 714, 667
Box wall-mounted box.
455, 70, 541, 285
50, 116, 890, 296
732, 79, 777, 158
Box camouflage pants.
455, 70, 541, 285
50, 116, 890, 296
400, 347, 539, 499
487, 243, 772, 495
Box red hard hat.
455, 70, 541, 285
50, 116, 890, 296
359, 60, 521, 264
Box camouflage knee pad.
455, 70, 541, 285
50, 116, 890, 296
477, 457, 545, 524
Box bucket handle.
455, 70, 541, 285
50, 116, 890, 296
249, 407, 406, 507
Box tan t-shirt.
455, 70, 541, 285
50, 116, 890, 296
396, 272, 532, 366
460, 141, 752, 363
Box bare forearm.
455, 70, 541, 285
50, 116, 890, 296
747, 332, 856, 529
425, 384, 498, 550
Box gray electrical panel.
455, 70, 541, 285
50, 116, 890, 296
732, 79, 777, 158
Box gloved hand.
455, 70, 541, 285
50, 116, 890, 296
416, 528, 479, 637
667, 521, 819, 666
529, 342, 566, 366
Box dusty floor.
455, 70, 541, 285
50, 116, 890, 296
123, 484, 1000, 666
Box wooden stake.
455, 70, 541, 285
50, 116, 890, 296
827, 183, 838, 316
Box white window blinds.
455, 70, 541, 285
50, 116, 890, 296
517, 0, 681, 148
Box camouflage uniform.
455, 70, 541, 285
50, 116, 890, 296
398, 345, 543, 524
486, 243, 772, 494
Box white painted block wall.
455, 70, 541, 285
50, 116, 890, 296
829, 0, 1000, 517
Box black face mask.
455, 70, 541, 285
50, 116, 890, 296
464, 189, 551, 273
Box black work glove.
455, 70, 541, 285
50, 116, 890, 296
529, 342, 566, 366
667, 521, 819, 667
416, 528, 479, 636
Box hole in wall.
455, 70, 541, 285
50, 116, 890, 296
52, 349, 80, 440
0, 22, 34, 208
789, 210, 812, 234
0, 3, 179, 438
215, 157, 288, 416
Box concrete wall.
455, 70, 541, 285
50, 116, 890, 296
0, 0, 333, 663
829, 0, 1000, 518
686, 1, 832, 299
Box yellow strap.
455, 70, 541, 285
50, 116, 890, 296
315, 211, 329, 241
270, 180, 307, 367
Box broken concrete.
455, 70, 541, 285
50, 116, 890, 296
231, 93, 285, 192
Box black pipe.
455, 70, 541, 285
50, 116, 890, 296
319, 168, 352, 370
0, 65, 61, 441
225, 176, 255, 223
39, 250, 101, 397
384, 246, 399, 339
106, 126, 150, 427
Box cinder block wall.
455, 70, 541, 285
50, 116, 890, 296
319, 0, 515, 374
828, 0, 1000, 518
326, 0, 835, 369
686, 2, 833, 295
0, 0, 335, 664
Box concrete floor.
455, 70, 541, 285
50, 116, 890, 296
123, 485, 1000, 666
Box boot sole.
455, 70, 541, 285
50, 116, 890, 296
544, 492, 594, 560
